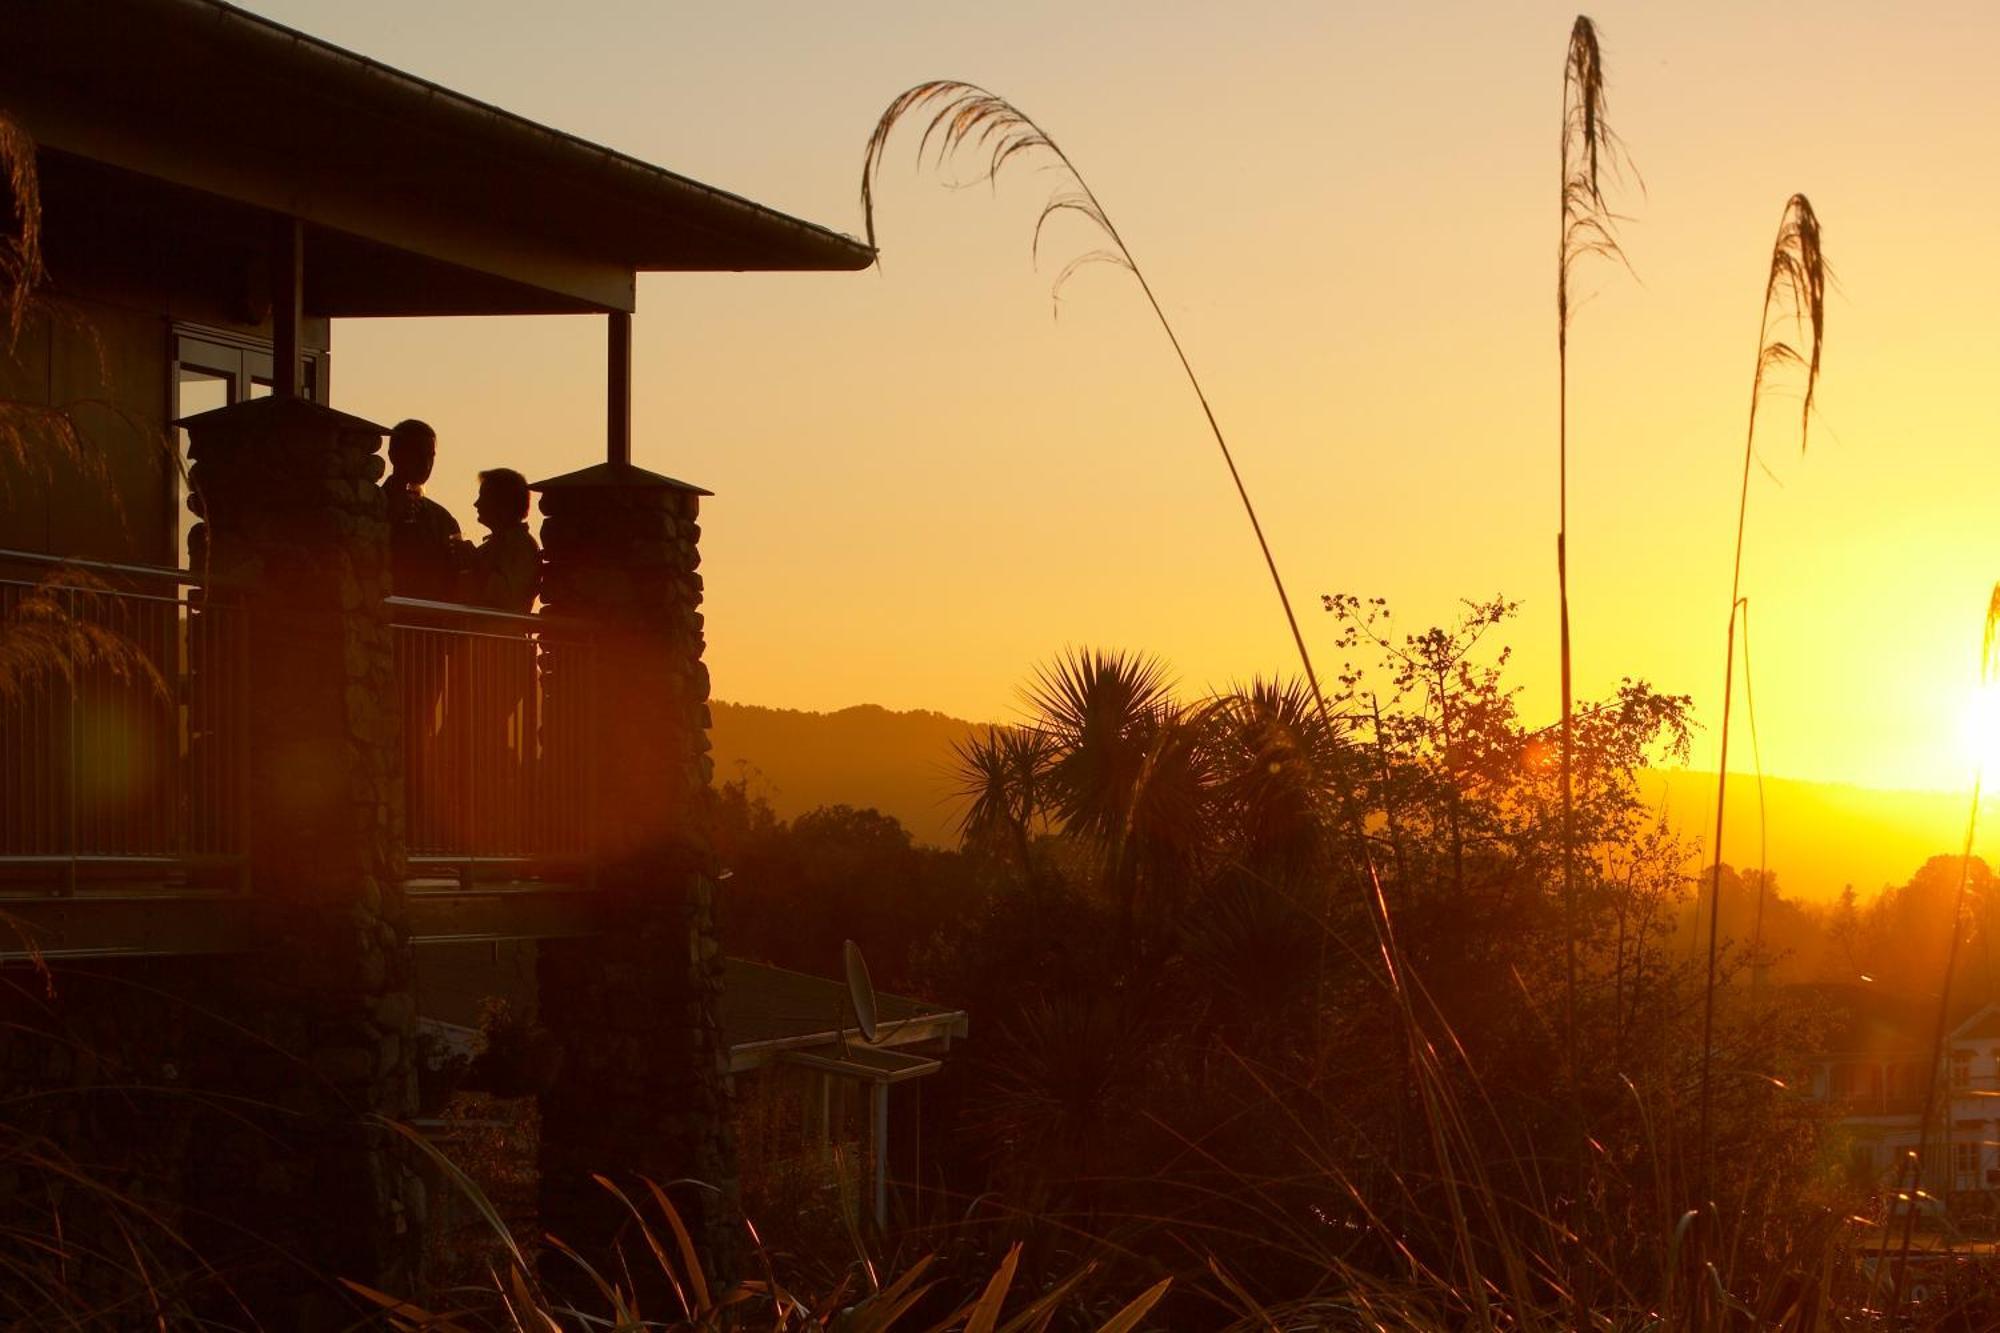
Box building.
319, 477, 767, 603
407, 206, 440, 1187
1811, 987, 2000, 1208
0, 0, 952, 1319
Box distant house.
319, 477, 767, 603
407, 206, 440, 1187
1810, 987, 2000, 1204
0, 0, 937, 1311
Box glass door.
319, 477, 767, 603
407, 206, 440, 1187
171, 328, 325, 568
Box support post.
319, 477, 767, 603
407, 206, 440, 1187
271, 217, 304, 400
178, 396, 421, 1319
532, 458, 732, 1295
871, 1080, 888, 1228
607, 311, 631, 467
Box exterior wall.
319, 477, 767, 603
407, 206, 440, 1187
1821, 1024, 2000, 1200
0, 294, 330, 567
0, 293, 171, 562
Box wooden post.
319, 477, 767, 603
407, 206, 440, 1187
607, 310, 632, 467
272, 217, 303, 400
871, 1080, 888, 1227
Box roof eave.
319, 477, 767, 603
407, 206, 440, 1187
189, 0, 876, 275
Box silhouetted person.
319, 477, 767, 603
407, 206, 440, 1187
455, 468, 540, 613
381, 419, 461, 602
384, 421, 460, 859
451, 468, 541, 856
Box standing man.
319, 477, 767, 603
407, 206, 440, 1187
381, 419, 462, 602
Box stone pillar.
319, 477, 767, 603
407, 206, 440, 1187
179, 397, 423, 1319
532, 461, 735, 1289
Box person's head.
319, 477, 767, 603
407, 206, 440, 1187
475, 467, 531, 532
387, 419, 437, 485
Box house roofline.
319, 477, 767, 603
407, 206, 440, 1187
172, 0, 873, 274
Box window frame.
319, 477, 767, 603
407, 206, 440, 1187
169, 325, 328, 568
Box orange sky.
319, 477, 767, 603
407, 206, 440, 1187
242, 1, 2000, 827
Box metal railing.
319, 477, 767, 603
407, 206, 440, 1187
0, 550, 248, 890
390, 596, 594, 884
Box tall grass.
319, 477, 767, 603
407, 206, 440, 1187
861, 86, 1334, 731
859, 83, 1511, 1314
1698, 194, 1827, 1181
1738, 597, 1771, 996
1883, 583, 2000, 1311
346, 1121, 1174, 1331
1556, 9, 1636, 1130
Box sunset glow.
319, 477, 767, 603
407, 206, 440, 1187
241, 2, 2000, 812
20, 2, 2000, 1319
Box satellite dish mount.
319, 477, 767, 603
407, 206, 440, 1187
840, 939, 880, 1055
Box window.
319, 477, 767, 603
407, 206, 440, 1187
1952, 1051, 1972, 1089
171, 327, 327, 567
1955, 1140, 1980, 1177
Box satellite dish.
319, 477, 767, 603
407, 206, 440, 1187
843, 939, 880, 1044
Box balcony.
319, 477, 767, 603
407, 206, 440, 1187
2, 550, 597, 906
0, 551, 246, 892
389, 596, 596, 886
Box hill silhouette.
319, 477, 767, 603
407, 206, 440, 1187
710, 701, 988, 846
1636, 768, 1971, 904
711, 700, 1977, 898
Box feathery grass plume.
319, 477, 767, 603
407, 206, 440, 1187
0, 112, 41, 349
0, 568, 167, 702
862, 86, 1509, 1311
1698, 193, 1828, 1184
861, 84, 1332, 733
1884, 583, 2000, 1312
1556, 14, 1636, 1116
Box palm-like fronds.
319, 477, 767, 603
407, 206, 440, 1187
1025, 648, 1176, 845
1022, 649, 1212, 935
1698, 193, 1829, 1178
1206, 678, 1345, 882
951, 724, 1053, 875
1555, 12, 1637, 1130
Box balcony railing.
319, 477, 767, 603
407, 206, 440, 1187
390, 597, 594, 885
0, 551, 247, 890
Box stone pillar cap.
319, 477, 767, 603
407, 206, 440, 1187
175, 396, 390, 435
530, 460, 713, 497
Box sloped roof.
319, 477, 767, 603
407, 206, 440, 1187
8, 0, 873, 314
720, 958, 967, 1056
1953, 1003, 2000, 1042
1799, 982, 1932, 1056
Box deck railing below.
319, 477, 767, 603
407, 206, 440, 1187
390, 597, 593, 885
0, 551, 247, 890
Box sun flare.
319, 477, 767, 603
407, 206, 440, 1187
1958, 686, 2000, 778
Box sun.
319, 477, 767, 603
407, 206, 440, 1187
1959, 685, 2000, 778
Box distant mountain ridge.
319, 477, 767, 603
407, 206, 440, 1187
709, 701, 989, 847
710, 700, 1975, 900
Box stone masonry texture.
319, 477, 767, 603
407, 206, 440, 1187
534, 474, 737, 1296
181, 397, 425, 1323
